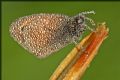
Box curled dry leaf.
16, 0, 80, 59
50, 22, 109, 80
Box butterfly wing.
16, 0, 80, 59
10, 14, 69, 58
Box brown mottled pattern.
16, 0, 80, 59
10, 14, 70, 58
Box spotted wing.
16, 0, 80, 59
10, 14, 69, 58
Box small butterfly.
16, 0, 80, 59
9, 11, 95, 58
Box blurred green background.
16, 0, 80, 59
2, 1, 120, 80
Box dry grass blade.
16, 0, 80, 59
50, 22, 109, 80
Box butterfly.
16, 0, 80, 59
9, 11, 95, 58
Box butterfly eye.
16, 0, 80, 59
77, 17, 84, 24
74, 16, 85, 25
